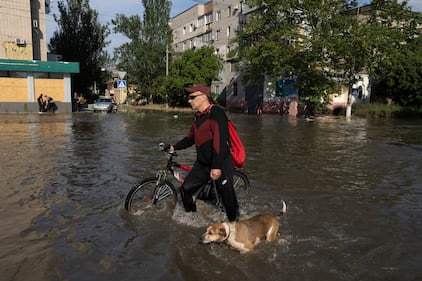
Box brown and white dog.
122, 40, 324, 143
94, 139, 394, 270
200, 200, 287, 254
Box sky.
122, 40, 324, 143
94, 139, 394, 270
45, 0, 422, 55
45, 0, 202, 54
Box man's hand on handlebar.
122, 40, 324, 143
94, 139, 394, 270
159, 143, 174, 152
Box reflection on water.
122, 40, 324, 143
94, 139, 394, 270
0, 113, 421, 281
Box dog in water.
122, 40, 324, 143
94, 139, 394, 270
200, 200, 287, 254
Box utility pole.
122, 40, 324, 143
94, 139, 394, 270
166, 44, 169, 110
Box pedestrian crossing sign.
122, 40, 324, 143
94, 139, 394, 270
117, 80, 126, 88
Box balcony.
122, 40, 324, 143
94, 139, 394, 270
205, 23, 213, 32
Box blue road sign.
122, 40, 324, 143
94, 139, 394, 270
117, 80, 127, 88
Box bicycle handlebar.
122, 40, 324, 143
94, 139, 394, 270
158, 142, 170, 151
159, 143, 178, 157
159, 143, 192, 173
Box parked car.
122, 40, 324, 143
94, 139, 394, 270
93, 97, 116, 113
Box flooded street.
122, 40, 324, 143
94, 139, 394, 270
1, 111, 421, 281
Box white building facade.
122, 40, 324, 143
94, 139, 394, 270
171, 0, 256, 112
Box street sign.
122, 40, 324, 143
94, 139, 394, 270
117, 71, 127, 79
117, 80, 126, 88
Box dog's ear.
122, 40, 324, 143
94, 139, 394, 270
218, 226, 227, 237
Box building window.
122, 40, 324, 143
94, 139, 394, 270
198, 16, 204, 27
231, 62, 237, 73
215, 85, 219, 95
216, 11, 221, 22
227, 26, 231, 38
228, 6, 232, 17
216, 30, 221, 41
233, 82, 238, 96
204, 32, 213, 42
34, 72, 49, 78
49, 73, 63, 79
10, 72, 28, 78
183, 26, 186, 35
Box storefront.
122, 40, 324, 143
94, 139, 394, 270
0, 59, 79, 113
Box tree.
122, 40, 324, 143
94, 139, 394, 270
235, 0, 421, 108
112, 0, 172, 102
164, 46, 223, 106
373, 35, 422, 106
112, 14, 142, 85
49, 0, 109, 100
366, 1, 422, 107
235, 0, 360, 103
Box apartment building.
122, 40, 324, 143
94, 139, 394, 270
171, 2, 213, 52
0, 0, 79, 113
171, 0, 256, 112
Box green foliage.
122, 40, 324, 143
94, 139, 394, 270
48, 0, 109, 100
373, 28, 422, 107
113, 1, 222, 106
112, 0, 172, 101
164, 46, 223, 106
349, 103, 421, 118
236, 0, 362, 101
236, 0, 422, 107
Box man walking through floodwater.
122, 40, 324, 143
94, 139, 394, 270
168, 84, 239, 221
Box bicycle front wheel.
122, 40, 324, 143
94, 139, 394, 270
124, 177, 177, 214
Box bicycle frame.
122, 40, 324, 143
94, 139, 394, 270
158, 151, 216, 204
168, 151, 191, 183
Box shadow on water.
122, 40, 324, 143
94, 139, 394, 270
0, 112, 421, 281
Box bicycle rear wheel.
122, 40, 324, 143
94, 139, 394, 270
124, 177, 177, 214
233, 169, 250, 193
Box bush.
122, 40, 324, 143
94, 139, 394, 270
332, 103, 422, 118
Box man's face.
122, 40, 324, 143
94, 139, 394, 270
188, 91, 206, 110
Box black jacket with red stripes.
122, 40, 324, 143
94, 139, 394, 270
173, 104, 231, 169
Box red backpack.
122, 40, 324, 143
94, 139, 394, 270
228, 120, 246, 168
206, 105, 246, 168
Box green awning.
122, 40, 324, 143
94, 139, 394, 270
0, 59, 79, 73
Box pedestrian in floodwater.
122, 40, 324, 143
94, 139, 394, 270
37, 93, 45, 112
304, 97, 312, 118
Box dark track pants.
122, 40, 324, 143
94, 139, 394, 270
180, 158, 239, 221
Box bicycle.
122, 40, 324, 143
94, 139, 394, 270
124, 144, 250, 215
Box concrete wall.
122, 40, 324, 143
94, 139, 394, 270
0, 0, 47, 61
329, 74, 371, 108
0, 102, 71, 113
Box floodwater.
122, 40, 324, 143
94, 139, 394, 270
0, 111, 421, 281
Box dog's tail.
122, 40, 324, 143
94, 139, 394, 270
278, 200, 287, 217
